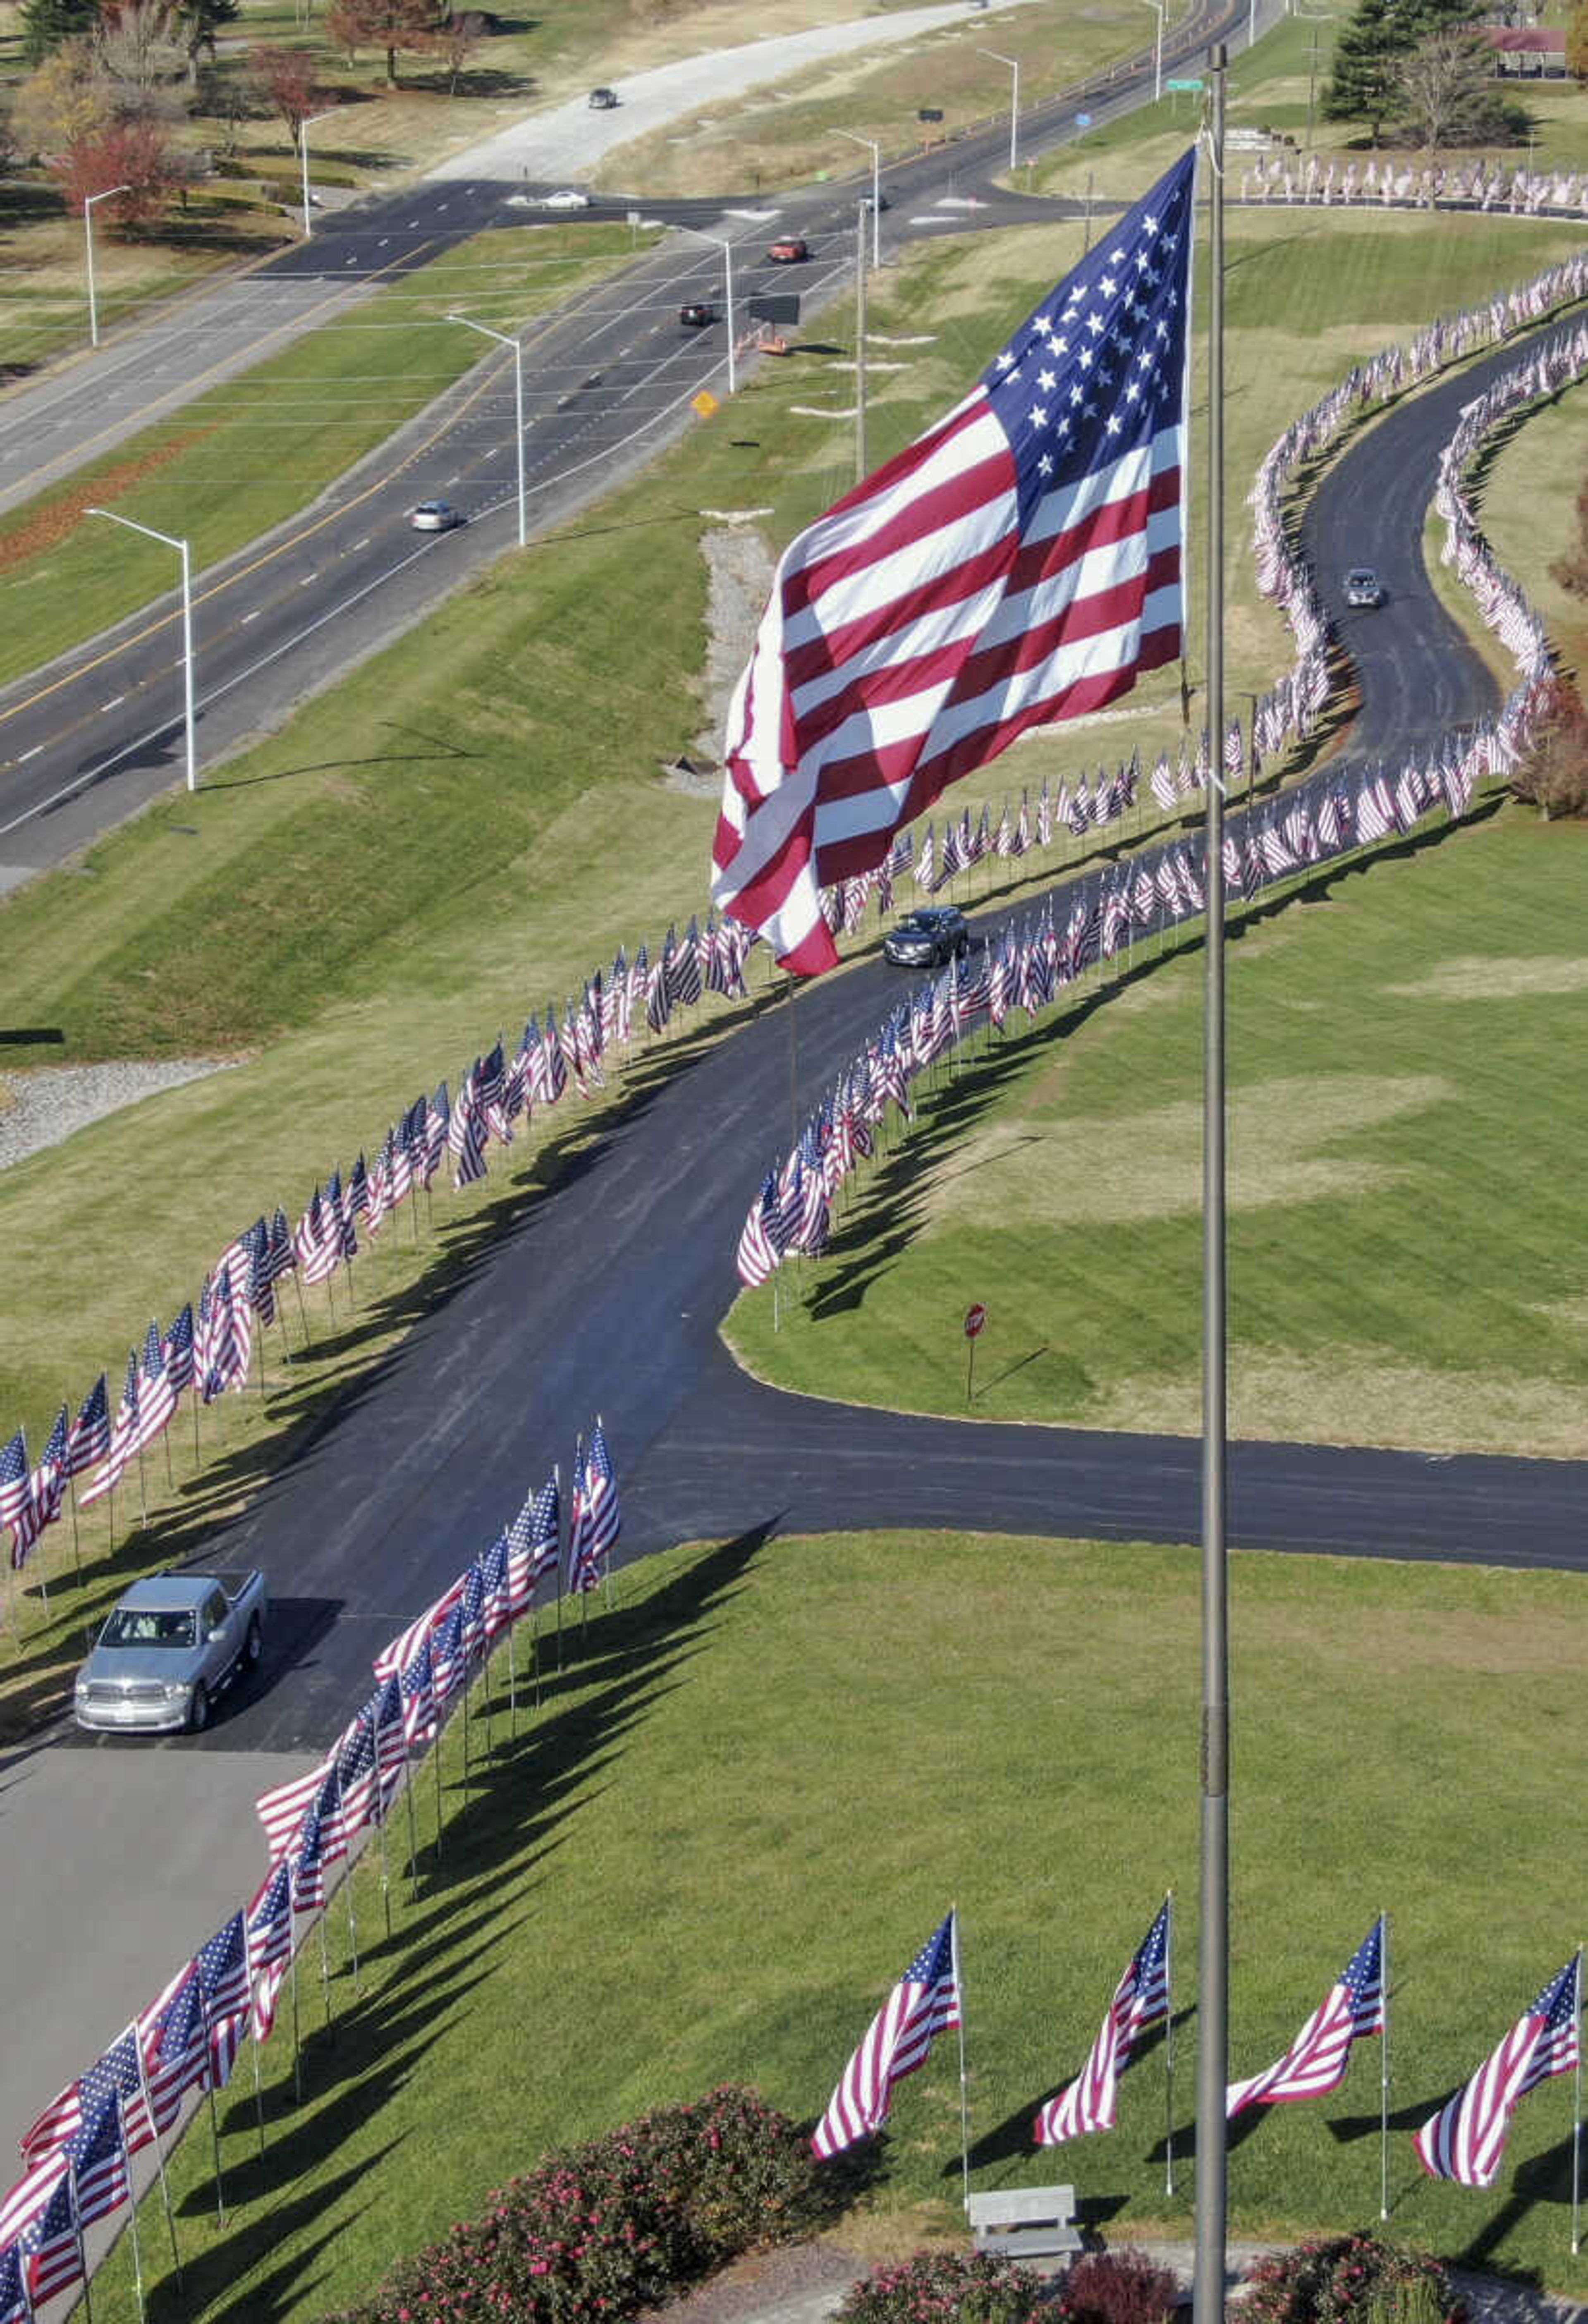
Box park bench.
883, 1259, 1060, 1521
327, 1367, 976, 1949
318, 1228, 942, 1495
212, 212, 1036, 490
966, 2184, 1083, 2264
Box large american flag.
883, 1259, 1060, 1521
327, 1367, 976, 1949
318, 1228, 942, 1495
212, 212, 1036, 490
713, 149, 1196, 974
1415, 1953, 1580, 2188
811, 1910, 961, 2159
1227, 1916, 1385, 2116
1036, 1897, 1171, 2145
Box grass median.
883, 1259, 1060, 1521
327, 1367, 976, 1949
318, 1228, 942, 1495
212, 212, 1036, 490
77, 1528, 1588, 2323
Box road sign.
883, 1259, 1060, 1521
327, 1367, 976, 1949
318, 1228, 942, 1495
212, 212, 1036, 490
691, 390, 719, 418
964, 1303, 988, 1339
918, 107, 945, 123
747, 294, 799, 325
1165, 75, 1203, 90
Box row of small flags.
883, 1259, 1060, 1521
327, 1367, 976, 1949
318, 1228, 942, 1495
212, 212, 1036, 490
0, 911, 751, 1583
0, 1424, 621, 2321
817, 1902, 1581, 2204
1241, 153, 1588, 222
735, 744, 1485, 1285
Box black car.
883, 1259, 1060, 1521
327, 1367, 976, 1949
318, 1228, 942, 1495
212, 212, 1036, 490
882, 906, 969, 968
1344, 566, 1384, 609
679, 301, 716, 327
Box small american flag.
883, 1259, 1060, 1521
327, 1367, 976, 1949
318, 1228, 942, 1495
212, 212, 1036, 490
66, 1375, 110, 1479
0, 1432, 31, 1534
141, 1961, 211, 2122
256, 1759, 330, 1862
1037, 1897, 1171, 2145
713, 151, 1195, 974
63, 2085, 128, 2230
1416, 1953, 1580, 2188
0, 2238, 28, 2324
17, 2156, 80, 2308
812, 1910, 961, 2159
196, 1913, 252, 2085
1227, 1916, 1385, 2115
246, 1862, 294, 2042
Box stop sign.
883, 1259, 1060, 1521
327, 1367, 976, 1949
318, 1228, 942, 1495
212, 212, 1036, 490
964, 1303, 988, 1339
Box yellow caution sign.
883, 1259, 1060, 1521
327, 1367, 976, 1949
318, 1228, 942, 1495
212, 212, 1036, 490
691, 389, 719, 418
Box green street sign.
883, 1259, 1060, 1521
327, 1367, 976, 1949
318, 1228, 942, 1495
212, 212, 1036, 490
1165, 75, 1204, 89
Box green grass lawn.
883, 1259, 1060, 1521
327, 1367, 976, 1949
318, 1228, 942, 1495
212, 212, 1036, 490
78, 1530, 1588, 2323
729, 803, 1588, 1459
0, 222, 654, 683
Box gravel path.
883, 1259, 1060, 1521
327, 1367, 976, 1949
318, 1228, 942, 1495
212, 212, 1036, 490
0, 1059, 235, 1173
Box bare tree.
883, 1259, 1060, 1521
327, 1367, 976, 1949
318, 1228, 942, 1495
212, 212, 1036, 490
251, 43, 317, 149
93, 0, 183, 88
424, 9, 478, 93
1394, 26, 1521, 148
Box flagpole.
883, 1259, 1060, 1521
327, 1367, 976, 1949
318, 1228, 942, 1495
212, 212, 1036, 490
1193, 55, 1230, 2324
1165, 1888, 1176, 2199
1380, 1910, 1391, 2222
132, 2020, 182, 2283
1572, 1945, 1582, 2257
116, 2097, 147, 2324
952, 1905, 971, 2209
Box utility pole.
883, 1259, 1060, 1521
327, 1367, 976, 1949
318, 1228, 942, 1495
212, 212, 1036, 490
854, 203, 868, 483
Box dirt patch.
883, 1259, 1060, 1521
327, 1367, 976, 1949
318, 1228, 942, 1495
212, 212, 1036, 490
924, 1073, 1452, 1230
692, 523, 777, 768
1386, 954, 1588, 1002
0, 428, 217, 576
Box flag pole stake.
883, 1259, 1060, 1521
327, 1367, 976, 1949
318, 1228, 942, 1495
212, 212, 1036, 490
433, 1733, 444, 1863
251, 2037, 267, 2160
403, 1760, 421, 1896
290, 1951, 302, 2106
1380, 1910, 1392, 2221
1193, 65, 1230, 2324
118, 2098, 146, 2324
66, 1456, 84, 1585
205, 2079, 227, 2226
134, 2020, 183, 2285
317, 1910, 335, 2032
1166, 1887, 1177, 2200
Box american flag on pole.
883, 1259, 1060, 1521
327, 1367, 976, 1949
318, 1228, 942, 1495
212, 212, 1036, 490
712, 149, 1195, 974
1036, 1897, 1171, 2144
811, 1910, 961, 2159
1414, 1953, 1580, 2188
1227, 1917, 1385, 2115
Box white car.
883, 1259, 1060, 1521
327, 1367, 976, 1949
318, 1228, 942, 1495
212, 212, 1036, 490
410, 501, 463, 531
540, 189, 592, 210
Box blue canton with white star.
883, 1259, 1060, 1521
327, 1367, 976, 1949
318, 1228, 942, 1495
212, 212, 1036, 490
982, 150, 1196, 528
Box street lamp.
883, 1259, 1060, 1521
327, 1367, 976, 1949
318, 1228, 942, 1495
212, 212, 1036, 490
1136, 0, 1165, 102
680, 227, 736, 394
84, 184, 130, 350
978, 49, 1020, 173
86, 508, 197, 794
300, 107, 340, 241
448, 314, 526, 548
836, 129, 882, 267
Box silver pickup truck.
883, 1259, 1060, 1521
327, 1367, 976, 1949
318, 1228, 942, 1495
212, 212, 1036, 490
73, 1569, 267, 1734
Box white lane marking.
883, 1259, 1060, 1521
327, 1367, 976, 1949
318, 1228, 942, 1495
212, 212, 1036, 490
379, 237, 390, 247
300, 572, 316, 585
18, 745, 42, 763
240, 608, 261, 623
349, 537, 369, 551
100, 695, 125, 712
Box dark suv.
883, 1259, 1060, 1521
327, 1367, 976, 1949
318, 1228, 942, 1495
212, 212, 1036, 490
588, 86, 618, 108
883, 907, 969, 968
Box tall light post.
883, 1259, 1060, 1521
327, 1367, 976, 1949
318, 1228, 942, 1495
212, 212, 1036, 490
836, 129, 882, 266
680, 227, 736, 394
1136, 0, 1165, 101
86, 508, 197, 794
300, 107, 340, 240
448, 314, 526, 547
84, 184, 130, 349
978, 49, 1020, 173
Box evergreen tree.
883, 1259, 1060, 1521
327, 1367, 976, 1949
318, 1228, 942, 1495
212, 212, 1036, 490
1322, 0, 1406, 139
172, 0, 240, 83
19, 0, 100, 67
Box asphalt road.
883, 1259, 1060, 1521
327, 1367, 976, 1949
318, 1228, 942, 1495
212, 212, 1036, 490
0, 0, 1246, 886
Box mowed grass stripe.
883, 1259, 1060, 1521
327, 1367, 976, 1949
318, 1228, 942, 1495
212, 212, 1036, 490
83, 1531, 1588, 2323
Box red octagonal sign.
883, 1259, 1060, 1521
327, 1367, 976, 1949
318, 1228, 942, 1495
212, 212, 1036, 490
964, 1303, 988, 1340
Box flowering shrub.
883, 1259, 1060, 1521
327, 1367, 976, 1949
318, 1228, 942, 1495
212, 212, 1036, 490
834, 2248, 1039, 2324
1240, 2233, 1466, 2324
1054, 2247, 1179, 2324
326, 2085, 831, 2324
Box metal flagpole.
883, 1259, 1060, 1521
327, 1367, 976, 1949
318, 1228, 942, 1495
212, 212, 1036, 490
1380, 1911, 1391, 2221
115, 2099, 146, 2324
290, 1949, 302, 2105
317, 1909, 336, 2030
132, 2021, 182, 2282
433, 1724, 444, 1862
338, 1766, 361, 1994
952, 1906, 971, 2208
1572, 1946, 1583, 2256
371, 1693, 393, 1940
854, 203, 868, 483
1165, 1889, 1177, 2198
1193, 55, 1230, 2324
194, 1978, 227, 2224
65, 1439, 83, 1583
250, 2037, 267, 2159
403, 1755, 421, 1895
68, 2170, 93, 2324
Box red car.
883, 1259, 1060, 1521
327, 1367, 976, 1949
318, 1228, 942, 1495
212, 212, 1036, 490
766, 235, 809, 263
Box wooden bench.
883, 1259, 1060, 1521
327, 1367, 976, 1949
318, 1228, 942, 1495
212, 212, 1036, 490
966, 2185, 1083, 2264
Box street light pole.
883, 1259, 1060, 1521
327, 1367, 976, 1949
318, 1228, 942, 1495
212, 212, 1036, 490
87, 507, 197, 794
300, 107, 340, 240
1136, 0, 1165, 100
836, 129, 882, 266
682, 228, 736, 393
84, 184, 131, 349
978, 49, 1020, 172
448, 314, 526, 547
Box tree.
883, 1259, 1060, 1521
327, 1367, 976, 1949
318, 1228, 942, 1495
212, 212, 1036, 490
1510, 673, 1588, 818
1395, 25, 1521, 146
11, 40, 113, 157
18, 0, 102, 67
170, 0, 239, 84
251, 44, 318, 149
322, 0, 433, 85
1566, 0, 1588, 79
52, 112, 181, 222
93, 0, 184, 89
1323, 0, 1407, 141
423, 8, 478, 93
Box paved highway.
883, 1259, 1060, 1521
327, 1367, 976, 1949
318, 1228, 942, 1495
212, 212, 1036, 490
0, 0, 1247, 885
